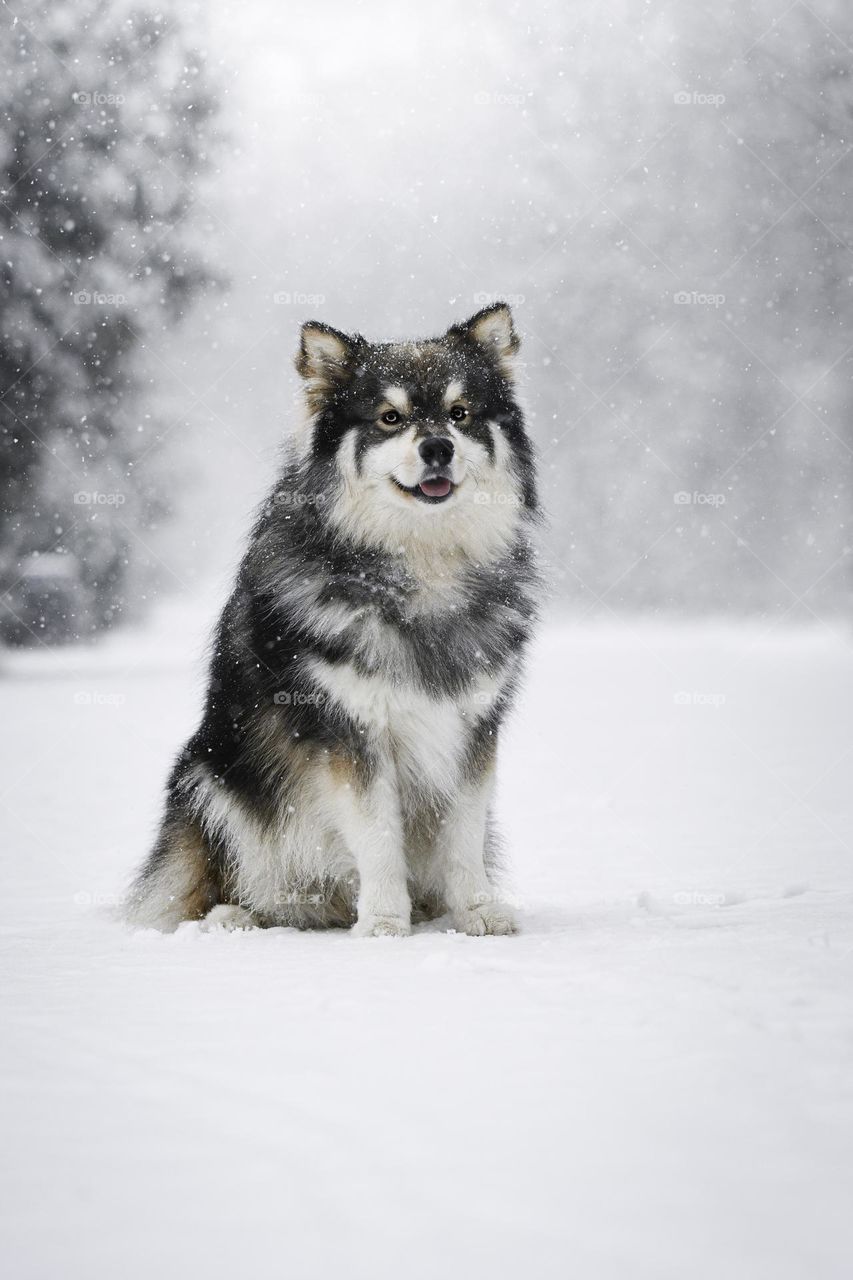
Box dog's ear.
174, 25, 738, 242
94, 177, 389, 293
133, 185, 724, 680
296, 321, 362, 410
452, 303, 520, 380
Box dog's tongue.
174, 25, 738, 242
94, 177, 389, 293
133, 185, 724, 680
419, 477, 452, 498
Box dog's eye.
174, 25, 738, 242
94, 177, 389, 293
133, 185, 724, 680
380, 410, 401, 427
449, 405, 468, 421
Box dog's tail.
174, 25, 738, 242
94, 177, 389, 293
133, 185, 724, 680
126, 805, 222, 932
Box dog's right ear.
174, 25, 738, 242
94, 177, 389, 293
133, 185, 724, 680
296, 321, 361, 411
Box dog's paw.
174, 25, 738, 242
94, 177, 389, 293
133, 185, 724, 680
456, 903, 517, 936
352, 914, 411, 938
200, 904, 256, 933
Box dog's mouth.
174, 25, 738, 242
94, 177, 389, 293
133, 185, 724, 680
392, 474, 456, 504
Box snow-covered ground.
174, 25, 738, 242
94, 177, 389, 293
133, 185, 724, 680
2, 602, 852, 1279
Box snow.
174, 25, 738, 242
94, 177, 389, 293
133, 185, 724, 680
2, 603, 852, 1278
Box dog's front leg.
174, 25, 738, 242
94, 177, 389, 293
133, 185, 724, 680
335, 759, 411, 937
441, 773, 517, 936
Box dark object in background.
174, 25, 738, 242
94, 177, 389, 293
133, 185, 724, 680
0, 554, 88, 646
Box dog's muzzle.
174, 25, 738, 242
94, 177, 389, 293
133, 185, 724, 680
412, 436, 454, 500
392, 435, 457, 503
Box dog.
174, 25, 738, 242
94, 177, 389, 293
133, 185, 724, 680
127, 303, 539, 936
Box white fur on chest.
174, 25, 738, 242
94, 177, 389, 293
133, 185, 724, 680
308, 657, 506, 793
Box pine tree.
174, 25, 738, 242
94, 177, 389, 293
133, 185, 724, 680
0, 0, 220, 644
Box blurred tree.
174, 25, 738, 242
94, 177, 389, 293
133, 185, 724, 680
0, 0, 220, 644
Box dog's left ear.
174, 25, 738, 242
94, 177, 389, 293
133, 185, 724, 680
452, 303, 520, 380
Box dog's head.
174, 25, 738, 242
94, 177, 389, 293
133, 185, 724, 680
293, 304, 536, 560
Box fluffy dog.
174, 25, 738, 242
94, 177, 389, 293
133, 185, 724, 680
128, 303, 539, 936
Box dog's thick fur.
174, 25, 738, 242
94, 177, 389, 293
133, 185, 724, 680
128, 303, 539, 936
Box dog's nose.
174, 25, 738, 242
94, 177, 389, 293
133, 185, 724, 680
419, 436, 454, 469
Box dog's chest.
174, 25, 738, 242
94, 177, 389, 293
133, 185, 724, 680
308, 653, 505, 789
341, 574, 489, 677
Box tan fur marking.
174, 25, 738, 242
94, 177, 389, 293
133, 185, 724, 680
177, 820, 220, 920
443, 379, 465, 408
381, 385, 411, 415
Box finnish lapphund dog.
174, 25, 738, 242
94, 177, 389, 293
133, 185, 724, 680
128, 303, 539, 937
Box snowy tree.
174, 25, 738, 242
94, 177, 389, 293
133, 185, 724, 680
0, 0, 220, 644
